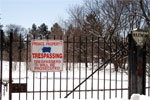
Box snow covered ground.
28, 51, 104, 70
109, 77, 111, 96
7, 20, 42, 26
0, 61, 150, 100
130, 94, 150, 100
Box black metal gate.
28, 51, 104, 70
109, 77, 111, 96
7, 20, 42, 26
0, 30, 150, 100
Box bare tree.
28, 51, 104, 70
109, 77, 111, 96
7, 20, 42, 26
4, 24, 27, 70
63, 0, 150, 71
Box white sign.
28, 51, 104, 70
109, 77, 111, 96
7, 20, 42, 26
132, 30, 149, 46
31, 40, 64, 72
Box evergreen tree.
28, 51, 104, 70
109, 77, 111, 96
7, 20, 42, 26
38, 23, 49, 39
29, 24, 38, 39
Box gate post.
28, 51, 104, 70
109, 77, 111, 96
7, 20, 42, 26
128, 30, 148, 98
128, 33, 137, 98
9, 31, 13, 100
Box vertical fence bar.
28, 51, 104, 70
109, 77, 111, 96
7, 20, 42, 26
91, 37, 93, 98
123, 32, 127, 97
0, 30, 3, 100
123, 32, 126, 97
53, 62, 55, 100
66, 36, 68, 97
40, 37, 42, 100
26, 34, 28, 100
97, 37, 100, 99
115, 34, 118, 98
46, 35, 49, 100
103, 37, 106, 100
40, 67, 41, 100
33, 35, 35, 100
121, 39, 123, 98
79, 36, 81, 99
19, 34, 22, 100
109, 36, 112, 99
53, 35, 56, 100
72, 36, 75, 99
60, 35, 62, 98
149, 42, 150, 96
9, 31, 13, 100
46, 71, 48, 99
85, 36, 87, 99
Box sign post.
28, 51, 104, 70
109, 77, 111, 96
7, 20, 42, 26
31, 40, 64, 72
128, 30, 149, 98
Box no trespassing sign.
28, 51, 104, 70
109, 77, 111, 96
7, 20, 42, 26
31, 40, 64, 72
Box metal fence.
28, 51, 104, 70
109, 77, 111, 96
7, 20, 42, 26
0, 30, 150, 100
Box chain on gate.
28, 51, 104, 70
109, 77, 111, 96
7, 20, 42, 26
2, 81, 8, 96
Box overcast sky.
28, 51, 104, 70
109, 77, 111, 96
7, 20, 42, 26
0, 0, 83, 29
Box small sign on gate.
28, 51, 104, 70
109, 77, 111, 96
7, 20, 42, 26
31, 40, 64, 72
12, 83, 27, 93
132, 30, 149, 46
